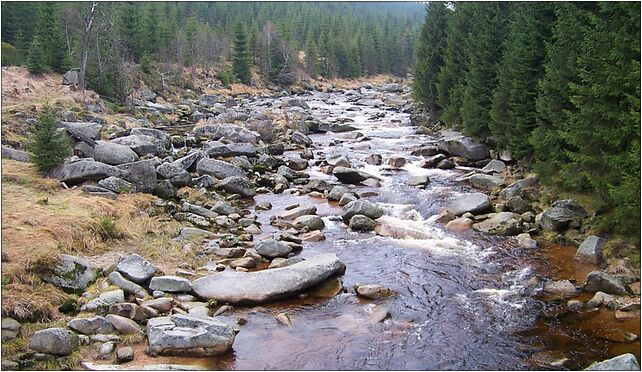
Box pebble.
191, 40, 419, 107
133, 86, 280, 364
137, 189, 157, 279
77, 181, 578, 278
276, 313, 292, 326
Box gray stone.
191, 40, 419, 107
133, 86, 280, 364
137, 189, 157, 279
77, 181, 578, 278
282, 97, 310, 109
291, 131, 313, 146
472, 212, 523, 236
193, 123, 260, 144
196, 158, 245, 179
149, 276, 193, 293
586, 291, 616, 309
506, 196, 531, 214
176, 227, 216, 241
317, 123, 358, 133
155, 180, 176, 200
349, 215, 377, 232
408, 175, 430, 187
437, 131, 489, 161
339, 193, 358, 206
174, 212, 210, 228
584, 353, 640, 371
98, 177, 135, 194
81, 362, 206, 370
544, 280, 579, 297
446, 193, 491, 216
212, 201, 236, 215
29, 328, 78, 356
333, 166, 377, 184
146, 314, 235, 356
1, 318, 20, 341
181, 202, 217, 219
57, 160, 126, 186
328, 186, 350, 201
108, 303, 147, 321
59, 121, 102, 142
342, 200, 384, 222
41, 254, 98, 292
117, 159, 158, 193
293, 215, 325, 231
583, 271, 628, 296
355, 284, 395, 299
116, 254, 157, 284
75, 141, 139, 166
481, 159, 506, 174
254, 239, 292, 259
1, 145, 30, 162
500, 177, 539, 199
192, 253, 346, 304
116, 347, 134, 363
575, 235, 605, 264
469, 174, 503, 191
108, 271, 148, 299
112, 135, 165, 156
540, 203, 587, 231
280, 205, 318, 220
268, 257, 305, 269
68, 316, 115, 335
218, 176, 256, 198
516, 233, 538, 248
62, 70, 79, 85
80, 289, 126, 313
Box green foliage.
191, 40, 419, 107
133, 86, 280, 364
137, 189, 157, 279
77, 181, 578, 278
1, 42, 23, 66
96, 217, 123, 240
216, 68, 236, 86
26, 36, 49, 74
232, 25, 251, 84
26, 107, 71, 173
140, 52, 153, 74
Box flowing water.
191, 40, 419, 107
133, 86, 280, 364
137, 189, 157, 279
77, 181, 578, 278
181, 89, 639, 370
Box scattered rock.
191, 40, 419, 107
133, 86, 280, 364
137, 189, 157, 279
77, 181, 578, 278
342, 200, 384, 222
348, 215, 377, 232
583, 271, 628, 296
108, 271, 148, 299
276, 313, 292, 326
108, 303, 147, 322
472, 212, 523, 236
68, 316, 115, 335
146, 314, 236, 356
332, 166, 378, 184
116, 254, 157, 284
481, 159, 506, 174
29, 328, 78, 356
575, 235, 605, 264
437, 131, 489, 161
254, 239, 292, 259
446, 193, 491, 216
218, 176, 256, 198
469, 174, 503, 191
293, 215, 325, 231
516, 233, 538, 248
40, 254, 98, 293
355, 284, 395, 299
584, 353, 640, 371
116, 347, 134, 363
104, 314, 144, 335
1, 318, 21, 342
149, 276, 193, 293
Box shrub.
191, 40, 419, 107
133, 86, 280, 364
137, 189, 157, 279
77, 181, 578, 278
216, 68, 236, 86
26, 107, 71, 173
1, 42, 24, 66
96, 217, 122, 240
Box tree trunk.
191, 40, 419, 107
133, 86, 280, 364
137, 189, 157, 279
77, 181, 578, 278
79, 1, 99, 101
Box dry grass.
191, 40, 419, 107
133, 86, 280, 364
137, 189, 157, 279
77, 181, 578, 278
1, 159, 192, 321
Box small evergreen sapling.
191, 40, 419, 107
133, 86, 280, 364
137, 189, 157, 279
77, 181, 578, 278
26, 107, 71, 173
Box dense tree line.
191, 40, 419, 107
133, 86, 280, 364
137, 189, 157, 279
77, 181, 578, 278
413, 2, 641, 237
1, 2, 422, 98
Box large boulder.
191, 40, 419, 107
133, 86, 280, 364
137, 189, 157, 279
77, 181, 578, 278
68, 316, 115, 335
342, 200, 384, 222
583, 271, 628, 296
193, 123, 260, 144
317, 123, 358, 133
333, 166, 378, 184
472, 212, 523, 236
349, 215, 377, 232
115, 254, 157, 284
117, 159, 158, 193
130, 128, 170, 149
469, 174, 503, 192
254, 239, 292, 259
146, 314, 235, 356
446, 193, 491, 216
196, 158, 245, 179
437, 131, 489, 161
584, 353, 640, 371
59, 122, 102, 142
29, 328, 79, 356
149, 276, 193, 293
1, 145, 30, 162
40, 254, 98, 293
205, 142, 257, 158
575, 235, 605, 264
539, 200, 588, 231
282, 97, 310, 110
75, 141, 139, 165
218, 176, 256, 198
293, 215, 325, 231
374, 216, 432, 239
112, 135, 165, 156
500, 177, 539, 199
192, 253, 346, 304
57, 160, 126, 186
98, 176, 135, 193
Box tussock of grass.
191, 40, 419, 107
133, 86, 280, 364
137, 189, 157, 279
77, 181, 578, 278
121, 332, 145, 345
1, 337, 28, 356
1, 283, 69, 322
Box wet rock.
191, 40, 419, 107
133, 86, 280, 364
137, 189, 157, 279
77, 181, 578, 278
615, 310, 639, 321
300, 230, 326, 242
68, 316, 115, 335
108, 271, 148, 299
567, 300, 584, 311
254, 239, 292, 259
437, 131, 489, 161
446, 193, 492, 216
230, 257, 257, 269
420, 154, 447, 168
355, 284, 395, 299
57, 160, 126, 186
583, 271, 628, 296
516, 233, 538, 248
116, 254, 157, 284
332, 166, 378, 184
408, 175, 430, 187
386, 156, 406, 168
342, 200, 384, 222
192, 253, 346, 304
339, 193, 358, 206
280, 205, 317, 220
506, 196, 531, 214
196, 158, 245, 180
348, 215, 377, 232
293, 215, 325, 231
575, 235, 605, 264
276, 313, 292, 326
481, 159, 506, 174
150, 276, 192, 293
326, 155, 351, 168
147, 314, 236, 356
543, 280, 579, 297
29, 328, 78, 356
40, 254, 98, 293
436, 159, 455, 169
445, 217, 473, 231
327, 186, 350, 201
287, 157, 308, 171
469, 174, 503, 191
116, 347, 134, 363
369, 304, 390, 323
291, 131, 313, 147
1, 318, 20, 342
586, 291, 616, 309
268, 257, 305, 269
374, 216, 431, 239
218, 176, 256, 198
75, 141, 139, 166
282, 97, 310, 109
318, 123, 358, 133
104, 314, 144, 335
584, 353, 640, 370
364, 154, 383, 165
472, 212, 523, 236
98, 176, 135, 193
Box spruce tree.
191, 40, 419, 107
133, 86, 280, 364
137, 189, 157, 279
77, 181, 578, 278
232, 25, 251, 84
26, 107, 71, 173
412, 2, 449, 112
26, 36, 49, 74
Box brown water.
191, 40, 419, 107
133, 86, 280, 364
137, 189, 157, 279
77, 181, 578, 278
176, 89, 639, 370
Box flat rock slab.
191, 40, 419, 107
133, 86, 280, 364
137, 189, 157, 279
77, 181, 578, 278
192, 253, 346, 304
446, 193, 491, 216
81, 362, 206, 371
584, 353, 640, 370
146, 314, 235, 356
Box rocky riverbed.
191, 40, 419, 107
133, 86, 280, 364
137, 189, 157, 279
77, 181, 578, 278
1, 82, 639, 370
